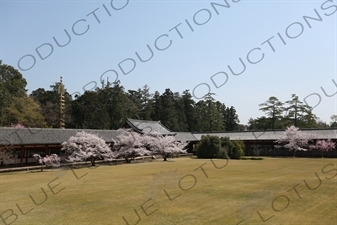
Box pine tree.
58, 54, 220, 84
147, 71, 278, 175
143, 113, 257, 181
259, 96, 284, 130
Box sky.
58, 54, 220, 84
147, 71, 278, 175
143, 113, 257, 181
1, 0, 336, 126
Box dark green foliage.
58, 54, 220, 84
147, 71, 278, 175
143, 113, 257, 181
220, 136, 233, 157
285, 94, 316, 128
220, 137, 245, 159
196, 135, 221, 158
240, 157, 250, 160
0, 60, 27, 125
248, 94, 326, 130
250, 157, 264, 160
72, 91, 110, 129
32, 78, 240, 131
160, 89, 184, 131
127, 85, 154, 121
241, 157, 264, 160
71, 81, 137, 129
224, 106, 240, 131
248, 116, 271, 130
30, 84, 73, 128
181, 90, 198, 132
258, 96, 284, 130
2, 61, 333, 130
230, 140, 245, 159
195, 93, 225, 132
216, 147, 229, 159
103, 81, 135, 129
0, 61, 48, 127
0, 60, 27, 98
197, 135, 244, 159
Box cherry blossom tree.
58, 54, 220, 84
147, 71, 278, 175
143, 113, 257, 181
142, 133, 188, 161
12, 123, 24, 128
0, 139, 16, 166
61, 131, 115, 166
314, 139, 336, 158
114, 129, 151, 163
0, 148, 15, 166
33, 153, 60, 171
275, 126, 312, 157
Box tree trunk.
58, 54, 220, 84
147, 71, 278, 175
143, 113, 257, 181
90, 156, 95, 166
163, 155, 167, 161
125, 157, 131, 163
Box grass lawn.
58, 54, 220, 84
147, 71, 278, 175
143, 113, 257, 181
0, 157, 336, 225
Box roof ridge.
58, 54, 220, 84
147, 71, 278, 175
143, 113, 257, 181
127, 118, 160, 123
157, 120, 174, 133
126, 118, 175, 134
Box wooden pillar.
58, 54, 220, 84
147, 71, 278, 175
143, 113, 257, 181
20, 146, 24, 167
262, 140, 266, 155
25, 149, 28, 163
45, 145, 48, 156
245, 141, 250, 156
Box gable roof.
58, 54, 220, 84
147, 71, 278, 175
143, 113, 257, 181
125, 118, 175, 135
0, 128, 119, 146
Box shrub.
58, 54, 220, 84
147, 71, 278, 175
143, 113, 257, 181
230, 140, 245, 159
240, 157, 263, 160
196, 136, 245, 159
217, 147, 229, 159
240, 157, 250, 160
250, 157, 264, 160
196, 135, 221, 158
220, 137, 233, 157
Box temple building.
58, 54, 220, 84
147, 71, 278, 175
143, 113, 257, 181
0, 119, 336, 166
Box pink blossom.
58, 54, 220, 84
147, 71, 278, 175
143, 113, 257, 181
114, 129, 151, 163
61, 131, 115, 166
12, 123, 24, 128
33, 153, 60, 170
314, 139, 336, 157
142, 133, 188, 161
275, 126, 312, 156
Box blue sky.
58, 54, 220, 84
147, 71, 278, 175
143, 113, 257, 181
1, 0, 336, 125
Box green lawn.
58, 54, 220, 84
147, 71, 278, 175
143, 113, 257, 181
0, 157, 336, 225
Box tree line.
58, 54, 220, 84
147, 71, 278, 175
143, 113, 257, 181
68, 82, 241, 132
1, 61, 240, 131
0, 61, 47, 127
1, 61, 336, 131
248, 95, 336, 130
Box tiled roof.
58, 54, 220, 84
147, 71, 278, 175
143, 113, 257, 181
0, 128, 119, 146
125, 118, 175, 135
174, 132, 199, 142
192, 129, 337, 141
0, 126, 336, 146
